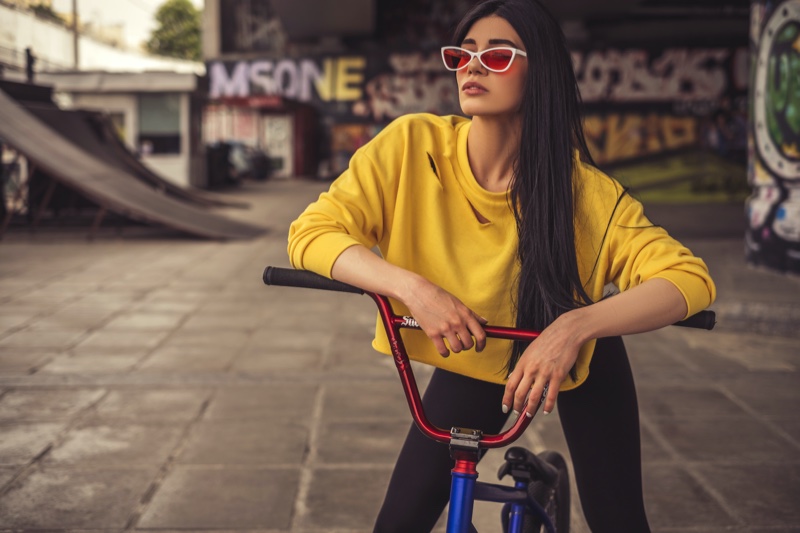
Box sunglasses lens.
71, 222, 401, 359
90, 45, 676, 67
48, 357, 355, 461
482, 50, 514, 71
443, 48, 471, 70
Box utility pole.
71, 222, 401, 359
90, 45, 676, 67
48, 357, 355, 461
72, 0, 79, 69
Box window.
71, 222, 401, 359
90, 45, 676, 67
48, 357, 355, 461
138, 94, 181, 155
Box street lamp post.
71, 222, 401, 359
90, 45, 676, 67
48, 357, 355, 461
72, 0, 79, 68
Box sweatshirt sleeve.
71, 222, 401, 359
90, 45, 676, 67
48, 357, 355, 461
605, 190, 717, 318
287, 146, 391, 278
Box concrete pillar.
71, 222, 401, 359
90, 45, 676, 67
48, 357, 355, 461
747, 0, 800, 273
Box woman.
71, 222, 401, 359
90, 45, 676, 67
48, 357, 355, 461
288, 1, 715, 531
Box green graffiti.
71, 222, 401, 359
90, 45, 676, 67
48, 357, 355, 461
787, 54, 800, 134
777, 21, 799, 42
768, 54, 789, 111
767, 55, 785, 144
765, 21, 800, 150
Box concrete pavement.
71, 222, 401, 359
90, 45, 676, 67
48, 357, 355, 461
0, 178, 798, 532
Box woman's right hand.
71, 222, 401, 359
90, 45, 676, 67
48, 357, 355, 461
399, 277, 488, 357
330, 245, 486, 357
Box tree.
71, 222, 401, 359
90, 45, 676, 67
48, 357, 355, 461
145, 0, 202, 61
30, 3, 65, 24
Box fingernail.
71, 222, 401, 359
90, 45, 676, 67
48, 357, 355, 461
543, 410, 550, 415
526, 411, 533, 418
502, 404, 509, 414
512, 410, 520, 417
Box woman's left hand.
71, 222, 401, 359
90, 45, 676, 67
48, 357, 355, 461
502, 312, 584, 417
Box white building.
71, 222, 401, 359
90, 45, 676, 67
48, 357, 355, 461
37, 70, 205, 188
1, 2, 207, 187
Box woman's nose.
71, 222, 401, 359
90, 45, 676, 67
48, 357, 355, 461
467, 54, 485, 74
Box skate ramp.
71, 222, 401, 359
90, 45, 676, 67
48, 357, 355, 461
0, 88, 265, 240
21, 101, 247, 209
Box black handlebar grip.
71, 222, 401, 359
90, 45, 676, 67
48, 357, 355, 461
263, 267, 364, 295
673, 310, 716, 330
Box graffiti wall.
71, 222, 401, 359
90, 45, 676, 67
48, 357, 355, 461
207, 43, 748, 174
747, 0, 800, 274
574, 47, 749, 165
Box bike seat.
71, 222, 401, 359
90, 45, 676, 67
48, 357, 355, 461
498, 446, 559, 485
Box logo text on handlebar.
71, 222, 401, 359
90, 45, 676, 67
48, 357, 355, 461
401, 316, 419, 328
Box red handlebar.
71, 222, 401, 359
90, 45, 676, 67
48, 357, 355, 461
367, 291, 542, 448
264, 266, 714, 449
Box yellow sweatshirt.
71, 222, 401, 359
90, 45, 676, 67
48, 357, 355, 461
288, 113, 716, 390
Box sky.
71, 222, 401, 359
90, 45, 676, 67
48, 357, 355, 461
51, 0, 203, 50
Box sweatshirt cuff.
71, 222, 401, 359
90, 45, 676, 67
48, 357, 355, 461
295, 233, 365, 278
652, 270, 716, 319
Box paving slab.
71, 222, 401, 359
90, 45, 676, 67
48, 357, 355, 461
0, 312, 38, 331
643, 464, 737, 529
646, 416, 798, 463
182, 311, 264, 330
695, 463, 800, 527
137, 345, 237, 372
89, 389, 210, 422
674, 327, 798, 372
300, 467, 391, 530
0, 422, 64, 464
247, 328, 332, 351
231, 348, 323, 373
0, 388, 105, 421
0, 466, 17, 488
138, 466, 300, 529
0, 349, 54, 374
316, 420, 409, 465
133, 300, 200, 314
322, 380, 413, 421
76, 329, 170, 350
104, 312, 187, 330
637, 386, 752, 419
44, 423, 184, 466
0, 327, 87, 350
163, 329, 249, 349
39, 353, 144, 374
0, 466, 155, 529
203, 385, 318, 421
178, 419, 308, 465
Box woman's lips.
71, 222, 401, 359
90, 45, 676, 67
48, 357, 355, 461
462, 81, 488, 95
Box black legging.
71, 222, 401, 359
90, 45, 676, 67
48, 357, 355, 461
373, 336, 651, 533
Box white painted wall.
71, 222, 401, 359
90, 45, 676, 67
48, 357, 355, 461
0, 3, 203, 74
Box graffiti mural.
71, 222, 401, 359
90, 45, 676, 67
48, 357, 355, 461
575, 46, 749, 165
351, 51, 461, 121
207, 44, 749, 176
747, 0, 800, 274
574, 48, 745, 103
583, 113, 698, 164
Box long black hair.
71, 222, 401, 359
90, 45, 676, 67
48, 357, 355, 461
453, 0, 595, 378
